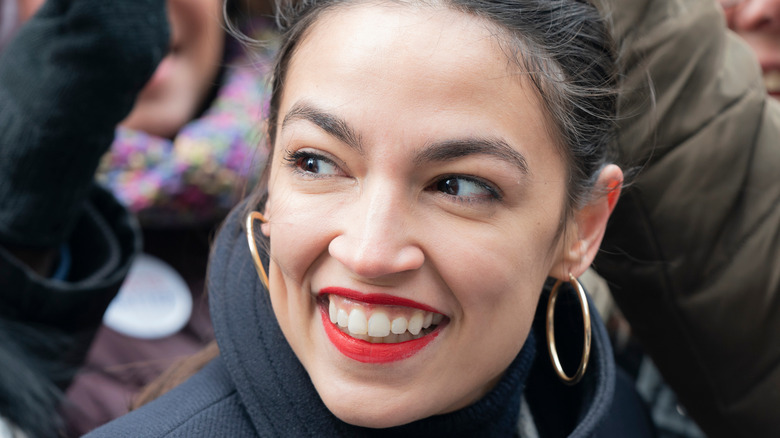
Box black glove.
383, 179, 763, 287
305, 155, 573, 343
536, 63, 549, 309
0, 0, 169, 248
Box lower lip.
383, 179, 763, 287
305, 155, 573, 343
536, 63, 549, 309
319, 308, 440, 363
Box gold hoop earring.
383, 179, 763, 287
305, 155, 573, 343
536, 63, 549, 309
546, 273, 591, 385
245, 211, 269, 290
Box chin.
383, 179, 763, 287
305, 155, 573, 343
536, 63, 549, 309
326, 400, 425, 429
313, 377, 445, 429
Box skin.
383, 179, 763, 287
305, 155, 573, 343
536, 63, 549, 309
259, 3, 621, 428
120, 0, 226, 138
721, 0, 780, 97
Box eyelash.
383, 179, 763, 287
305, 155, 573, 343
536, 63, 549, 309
283, 149, 341, 177
283, 149, 502, 205
427, 175, 502, 205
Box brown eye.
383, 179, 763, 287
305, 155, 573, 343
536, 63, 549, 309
430, 176, 500, 202
298, 157, 320, 173
286, 151, 342, 176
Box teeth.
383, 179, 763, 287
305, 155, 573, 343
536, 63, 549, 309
407, 313, 424, 335
337, 308, 349, 328
348, 308, 368, 335
391, 317, 408, 334
329, 300, 338, 324
368, 312, 391, 337
423, 312, 433, 329
765, 70, 780, 93
327, 296, 446, 343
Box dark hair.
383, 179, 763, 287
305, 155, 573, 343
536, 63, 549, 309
255, 0, 619, 213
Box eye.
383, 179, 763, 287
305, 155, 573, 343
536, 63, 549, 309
284, 150, 342, 176
429, 176, 500, 203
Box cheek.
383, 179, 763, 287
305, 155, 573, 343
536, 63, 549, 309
429, 215, 559, 321
265, 189, 336, 283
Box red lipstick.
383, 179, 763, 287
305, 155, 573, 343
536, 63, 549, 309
318, 287, 441, 313
319, 310, 440, 363
318, 287, 445, 363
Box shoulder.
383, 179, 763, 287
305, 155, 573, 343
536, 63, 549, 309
84, 356, 256, 438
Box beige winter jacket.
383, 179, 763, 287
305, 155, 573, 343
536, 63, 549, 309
598, 0, 780, 437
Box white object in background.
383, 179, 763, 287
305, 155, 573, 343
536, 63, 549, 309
103, 254, 192, 339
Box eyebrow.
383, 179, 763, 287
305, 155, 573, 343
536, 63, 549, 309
282, 101, 528, 175
414, 138, 529, 175
282, 101, 364, 154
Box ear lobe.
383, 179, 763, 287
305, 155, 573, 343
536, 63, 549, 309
549, 164, 623, 280
261, 200, 271, 237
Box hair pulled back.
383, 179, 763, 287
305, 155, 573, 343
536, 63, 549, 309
264, 0, 619, 212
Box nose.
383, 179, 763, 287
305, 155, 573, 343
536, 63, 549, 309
328, 184, 425, 279
731, 0, 780, 31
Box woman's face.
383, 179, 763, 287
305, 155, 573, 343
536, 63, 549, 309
721, 0, 780, 98
263, 4, 578, 428
120, 0, 225, 138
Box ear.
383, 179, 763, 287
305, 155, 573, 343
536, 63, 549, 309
260, 199, 272, 237
549, 164, 622, 280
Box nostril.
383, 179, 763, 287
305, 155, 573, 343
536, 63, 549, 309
328, 235, 424, 279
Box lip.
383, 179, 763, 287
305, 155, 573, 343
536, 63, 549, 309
318, 287, 442, 313
319, 308, 442, 363
317, 287, 446, 363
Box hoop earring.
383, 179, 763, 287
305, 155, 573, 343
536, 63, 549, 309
245, 211, 270, 290
546, 273, 591, 385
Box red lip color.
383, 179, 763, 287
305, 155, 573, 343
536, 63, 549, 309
319, 287, 441, 313
318, 287, 444, 363
319, 310, 440, 363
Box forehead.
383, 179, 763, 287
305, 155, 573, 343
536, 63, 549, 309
279, 3, 559, 170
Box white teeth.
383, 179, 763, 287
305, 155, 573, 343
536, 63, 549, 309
327, 297, 445, 343
348, 308, 368, 335
337, 308, 349, 328
407, 313, 424, 335
391, 317, 408, 334
368, 312, 391, 337
329, 300, 338, 324
423, 312, 433, 329
765, 70, 780, 93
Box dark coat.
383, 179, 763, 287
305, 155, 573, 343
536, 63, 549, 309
0, 186, 139, 437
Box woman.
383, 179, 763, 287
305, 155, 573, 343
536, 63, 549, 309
85, 0, 653, 436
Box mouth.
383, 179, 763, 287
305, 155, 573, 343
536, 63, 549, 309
318, 287, 448, 363
764, 69, 780, 96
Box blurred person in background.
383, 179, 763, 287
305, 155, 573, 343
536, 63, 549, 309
720, 0, 780, 98
0, 0, 275, 435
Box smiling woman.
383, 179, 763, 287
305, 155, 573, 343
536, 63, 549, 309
85, 0, 652, 437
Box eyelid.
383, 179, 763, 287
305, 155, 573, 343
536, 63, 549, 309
431, 174, 503, 203
284, 147, 347, 168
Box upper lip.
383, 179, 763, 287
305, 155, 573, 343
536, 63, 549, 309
760, 61, 780, 73
318, 287, 443, 314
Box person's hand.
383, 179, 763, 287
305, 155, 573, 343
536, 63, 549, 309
0, 0, 169, 248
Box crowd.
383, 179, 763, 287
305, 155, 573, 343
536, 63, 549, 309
0, 0, 777, 437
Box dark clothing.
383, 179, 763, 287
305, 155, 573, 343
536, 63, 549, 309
0, 185, 139, 437
597, 0, 780, 435
85, 205, 653, 437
